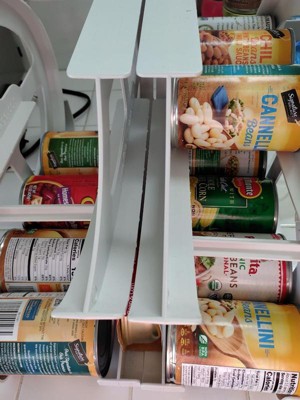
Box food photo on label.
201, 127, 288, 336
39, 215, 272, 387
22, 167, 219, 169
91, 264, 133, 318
200, 29, 294, 66
173, 64, 300, 151
20, 174, 98, 229
194, 253, 292, 303
166, 299, 300, 395
190, 176, 277, 233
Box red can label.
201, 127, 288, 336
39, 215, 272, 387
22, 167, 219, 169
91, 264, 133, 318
21, 175, 98, 229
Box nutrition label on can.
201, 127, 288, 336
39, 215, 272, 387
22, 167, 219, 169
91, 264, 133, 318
181, 364, 299, 395
4, 238, 84, 283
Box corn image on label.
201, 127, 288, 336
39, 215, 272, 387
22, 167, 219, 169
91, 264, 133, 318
190, 176, 276, 233
167, 300, 300, 395
175, 64, 300, 152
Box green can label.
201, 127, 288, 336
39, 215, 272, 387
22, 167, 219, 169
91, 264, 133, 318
190, 176, 276, 233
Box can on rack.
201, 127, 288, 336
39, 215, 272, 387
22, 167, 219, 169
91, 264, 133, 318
166, 300, 300, 395
117, 317, 162, 352
172, 64, 300, 152
190, 176, 278, 233
198, 15, 274, 30
200, 29, 294, 66
189, 149, 267, 177
0, 229, 87, 292
223, 0, 262, 15
194, 243, 292, 303
20, 174, 98, 229
0, 295, 114, 377
40, 131, 98, 175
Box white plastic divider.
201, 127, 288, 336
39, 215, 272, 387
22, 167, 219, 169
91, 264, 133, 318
134, 0, 202, 323
53, 0, 144, 319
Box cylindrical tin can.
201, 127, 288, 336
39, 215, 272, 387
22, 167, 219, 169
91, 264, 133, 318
198, 15, 273, 30
223, 0, 262, 15
189, 149, 267, 177
117, 318, 162, 352
166, 300, 300, 395
190, 176, 277, 233
40, 131, 98, 175
0, 292, 66, 299
0, 295, 114, 376
20, 174, 98, 229
200, 29, 294, 66
195, 255, 292, 302
0, 229, 87, 292
172, 64, 300, 152
193, 232, 285, 239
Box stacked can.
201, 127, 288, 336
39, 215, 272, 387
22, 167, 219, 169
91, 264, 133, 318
166, 299, 300, 395
0, 292, 114, 377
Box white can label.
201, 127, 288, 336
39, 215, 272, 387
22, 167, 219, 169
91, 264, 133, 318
4, 238, 84, 284
181, 364, 299, 395
196, 257, 288, 302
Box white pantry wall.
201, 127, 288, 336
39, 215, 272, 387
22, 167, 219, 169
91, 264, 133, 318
27, 0, 93, 70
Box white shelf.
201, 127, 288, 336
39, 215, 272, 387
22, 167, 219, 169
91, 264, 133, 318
67, 0, 143, 79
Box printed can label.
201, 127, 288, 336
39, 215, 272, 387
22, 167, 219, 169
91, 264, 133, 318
200, 29, 293, 66
21, 175, 98, 229
167, 300, 300, 395
189, 149, 265, 177
195, 256, 290, 302
198, 16, 273, 31
41, 131, 98, 175
0, 297, 98, 376
174, 64, 300, 152
190, 176, 277, 233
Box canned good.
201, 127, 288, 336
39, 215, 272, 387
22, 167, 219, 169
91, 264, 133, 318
166, 300, 300, 395
117, 318, 162, 352
173, 64, 300, 152
195, 255, 292, 302
198, 15, 274, 30
190, 176, 277, 233
189, 149, 267, 177
0, 292, 66, 299
200, 29, 294, 66
21, 174, 98, 229
0, 229, 87, 292
40, 131, 98, 175
0, 295, 114, 376
223, 0, 262, 15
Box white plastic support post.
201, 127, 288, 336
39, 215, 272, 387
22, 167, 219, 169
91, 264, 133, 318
135, 0, 202, 323
53, 0, 144, 320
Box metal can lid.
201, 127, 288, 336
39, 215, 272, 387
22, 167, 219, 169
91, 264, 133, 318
285, 261, 294, 302
165, 325, 177, 383
271, 179, 279, 233
171, 79, 180, 148
258, 151, 267, 179
94, 320, 115, 377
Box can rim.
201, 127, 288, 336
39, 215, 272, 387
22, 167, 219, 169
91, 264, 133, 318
94, 320, 115, 378
171, 79, 179, 148
165, 325, 177, 383
285, 261, 294, 301
258, 151, 268, 179
272, 179, 279, 233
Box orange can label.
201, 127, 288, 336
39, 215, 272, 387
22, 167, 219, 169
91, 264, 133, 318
175, 64, 300, 152
0, 297, 98, 376
168, 300, 300, 395
200, 29, 293, 66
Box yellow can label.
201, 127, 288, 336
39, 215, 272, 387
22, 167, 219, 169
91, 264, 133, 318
176, 65, 300, 152
171, 300, 300, 395
200, 29, 293, 66
0, 297, 98, 376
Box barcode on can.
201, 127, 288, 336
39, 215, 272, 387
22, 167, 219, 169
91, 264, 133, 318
181, 364, 299, 395
0, 300, 26, 341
